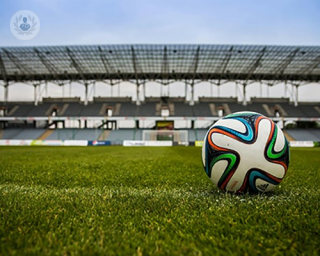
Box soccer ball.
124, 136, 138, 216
202, 111, 289, 193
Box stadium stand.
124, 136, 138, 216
118, 102, 138, 117
27, 103, 52, 117
46, 129, 101, 140
2, 98, 320, 119
6, 102, 35, 117
107, 129, 136, 142
179, 129, 207, 142
98, 130, 110, 140
172, 102, 194, 117
1, 128, 46, 140
195, 129, 208, 141
193, 103, 213, 117
1, 129, 23, 139
285, 129, 320, 141
1, 44, 319, 145
62, 103, 84, 117
187, 129, 197, 142
138, 102, 158, 116
298, 104, 320, 118
81, 102, 103, 116
134, 129, 143, 140
279, 103, 307, 117
37, 130, 54, 140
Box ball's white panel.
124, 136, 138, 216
210, 160, 228, 186
211, 119, 285, 180
214, 118, 246, 133
255, 178, 277, 192
274, 125, 285, 152
211, 133, 238, 151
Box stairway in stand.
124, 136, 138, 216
282, 130, 295, 142
37, 129, 54, 140
99, 130, 110, 140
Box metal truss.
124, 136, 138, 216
0, 44, 319, 106
0, 44, 319, 83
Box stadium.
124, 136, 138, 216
1, 44, 320, 145
0, 43, 319, 255
1, 1, 320, 255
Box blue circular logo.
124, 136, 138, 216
10, 10, 40, 40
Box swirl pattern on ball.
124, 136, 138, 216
202, 111, 289, 193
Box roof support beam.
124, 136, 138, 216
299, 55, 320, 75
273, 48, 299, 77
34, 48, 60, 76
98, 46, 114, 75
131, 46, 141, 81
189, 46, 200, 79
216, 46, 233, 75
246, 47, 266, 81
3, 49, 33, 76
161, 46, 169, 77
66, 47, 86, 81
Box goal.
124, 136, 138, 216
142, 130, 189, 146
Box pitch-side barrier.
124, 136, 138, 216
0, 140, 173, 146
0, 140, 109, 146
0, 140, 319, 147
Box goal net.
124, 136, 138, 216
142, 130, 189, 146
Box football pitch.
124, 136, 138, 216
0, 146, 319, 255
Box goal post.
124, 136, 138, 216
142, 130, 189, 146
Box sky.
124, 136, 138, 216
0, 0, 320, 102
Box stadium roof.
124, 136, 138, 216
0, 44, 320, 83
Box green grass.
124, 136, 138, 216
0, 146, 319, 255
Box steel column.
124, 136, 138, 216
84, 82, 88, 105
294, 85, 299, 107
45, 81, 48, 97
235, 82, 238, 98
185, 83, 188, 100
242, 83, 247, 106
190, 82, 194, 105
34, 84, 38, 106
143, 82, 146, 100
284, 81, 287, 97
136, 82, 140, 105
